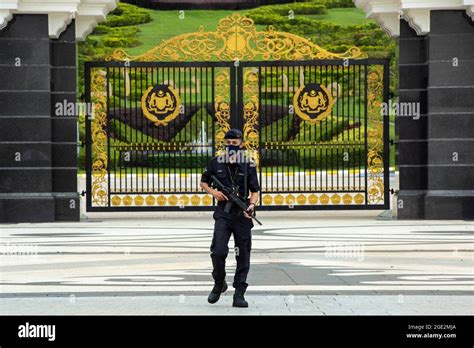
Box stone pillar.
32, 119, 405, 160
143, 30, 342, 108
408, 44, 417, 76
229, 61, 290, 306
397, 19, 428, 219
0, 14, 79, 222
398, 11, 474, 219
51, 20, 80, 221
424, 10, 474, 219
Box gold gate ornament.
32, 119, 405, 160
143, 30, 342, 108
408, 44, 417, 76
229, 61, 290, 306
293, 83, 335, 124
108, 13, 366, 62
141, 84, 181, 126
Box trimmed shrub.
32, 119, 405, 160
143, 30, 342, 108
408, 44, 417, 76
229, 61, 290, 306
92, 25, 110, 35
260, 149, 299, 166
296, 118, 351, 143
102, 37, 142, 48
102, 3, 152, 27
323, 0, 354, 8
110, 118, 157, 144
118, 152, 210, 169
260, 113, 296, 142
296, 125, 367, 169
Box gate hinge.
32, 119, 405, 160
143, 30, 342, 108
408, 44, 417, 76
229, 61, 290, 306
80, 190, 87, 197
389, 139, 398, 146
389, 188, 398, 195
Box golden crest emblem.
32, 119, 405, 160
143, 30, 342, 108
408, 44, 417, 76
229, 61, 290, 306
141, 84, 181, 126
293, 83, 334, 124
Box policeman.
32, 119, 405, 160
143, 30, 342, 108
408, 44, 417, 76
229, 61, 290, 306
200, 128, 260, 308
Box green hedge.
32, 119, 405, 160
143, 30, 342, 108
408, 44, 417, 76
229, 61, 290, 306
260, 113, 295, 142
260, 148, 298, 166
295, 118, 350, 143
102, 3, 152, 27
110, 118, 158, 144
119, 152, 209, 169
247, 8, 396, 60
297, 146, 365, 169
259, 116, 369, 169
171, 108, 213, 142
93, 25, 140, 37
247, 0, 356, 24
250, 3, 327, 17
318, 0, 354, 8
102, 37, 142, 48
296, 126, 366, 169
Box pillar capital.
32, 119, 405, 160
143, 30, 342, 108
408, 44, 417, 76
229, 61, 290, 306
0, 0, 117, 40
354, 0, 474, 37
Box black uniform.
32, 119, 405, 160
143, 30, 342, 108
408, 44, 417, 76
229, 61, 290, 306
201, 154, 260, 291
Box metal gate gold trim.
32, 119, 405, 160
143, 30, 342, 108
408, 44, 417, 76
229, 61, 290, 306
86, 13, 389, 211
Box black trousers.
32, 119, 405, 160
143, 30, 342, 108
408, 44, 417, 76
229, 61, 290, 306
210, 215, 253, 291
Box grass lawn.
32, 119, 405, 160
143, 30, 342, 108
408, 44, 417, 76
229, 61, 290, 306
126, 8, 372, 56
306, 8, 374, 26
126, 9, 267, 56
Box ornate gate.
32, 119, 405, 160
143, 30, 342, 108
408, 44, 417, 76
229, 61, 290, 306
85, 13, 389, 211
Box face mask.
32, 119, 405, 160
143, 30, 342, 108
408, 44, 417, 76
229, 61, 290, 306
225, 144, 240, 155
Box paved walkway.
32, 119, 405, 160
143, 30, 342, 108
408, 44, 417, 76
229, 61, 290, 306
0, 211, 473, 315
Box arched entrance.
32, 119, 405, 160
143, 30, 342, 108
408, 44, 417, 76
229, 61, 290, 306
85, 13, 389, 211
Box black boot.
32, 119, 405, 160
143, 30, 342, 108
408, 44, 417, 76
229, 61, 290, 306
207, 281, 228, 304
232, 288, 248, 308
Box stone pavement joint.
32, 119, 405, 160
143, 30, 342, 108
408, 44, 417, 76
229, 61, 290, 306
0, 212, 473, 315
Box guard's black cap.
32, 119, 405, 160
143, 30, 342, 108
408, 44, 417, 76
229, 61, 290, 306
224, 128, 243, 139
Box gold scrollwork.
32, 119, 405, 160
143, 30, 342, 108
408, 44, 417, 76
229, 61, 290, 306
107, 13, 366, 62
90, 69, 108, 207
367, 65, 385, 204
214, 69, 231, 154
243, 68, 260, 166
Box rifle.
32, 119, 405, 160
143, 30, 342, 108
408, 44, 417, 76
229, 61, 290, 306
211, 174, 262, 225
